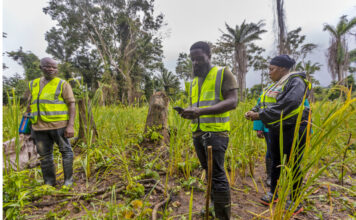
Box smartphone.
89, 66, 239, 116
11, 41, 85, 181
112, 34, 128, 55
173, 106, 184, 114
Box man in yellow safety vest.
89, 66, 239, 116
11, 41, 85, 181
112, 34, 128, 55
179, 41, 238, 220
26, 57, 76, 186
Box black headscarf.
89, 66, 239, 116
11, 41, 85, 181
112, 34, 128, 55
270, 55, 295, 69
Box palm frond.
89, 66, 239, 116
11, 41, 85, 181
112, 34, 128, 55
340, 17, 356, 35
323, 24, 338, 37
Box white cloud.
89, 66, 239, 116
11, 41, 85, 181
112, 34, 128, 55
3, 0, 57, 77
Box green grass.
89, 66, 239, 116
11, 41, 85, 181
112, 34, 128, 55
2, 87, 355, 219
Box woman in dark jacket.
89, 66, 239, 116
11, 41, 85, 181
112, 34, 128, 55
245, 55, 311, 215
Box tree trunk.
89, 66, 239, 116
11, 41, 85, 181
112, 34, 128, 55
276, 0, 287, 54
141, 91, 169, 149
77, 98, 98, 145
232, 53, 239, 102
236, 45, 247, 101
237, 73, 244, 102
337, 64, 344, 85
242, 72, 247, 99
125, 75, 136, 105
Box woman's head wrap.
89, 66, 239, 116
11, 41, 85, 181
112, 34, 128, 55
270, 55, 295, 69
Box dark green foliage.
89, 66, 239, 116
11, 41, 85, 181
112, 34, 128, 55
142, 74, 155, 101
43, 0, 166, 104
311, 76, 355, 101
3, 74, 28, 105
249, 84, 263, 99
282, 27, 317, 64
349, 49, 356, 64
175, 53, 193, 81
349, 49, 356, 74
7, 47, 42, 80
327, 75, 356, 100
346, 74, 356, 91
252, 55, 271, 89
295, 61, 321, 85
284, 27, 317, 61
3, 170, 43, 219
156, 66, 180, 99
211, 42, 233, 70
73, 50, 104, 91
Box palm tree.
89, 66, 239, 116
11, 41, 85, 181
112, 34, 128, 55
156, 67, 180, 97
323, 15, 356, 84
296, 61, 321, 102
219, 20, 267, 101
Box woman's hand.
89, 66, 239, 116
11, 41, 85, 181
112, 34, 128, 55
257, 130, 264, 138
244, 111, 260, 121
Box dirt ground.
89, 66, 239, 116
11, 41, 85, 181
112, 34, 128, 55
22, 154, 355, 220
168, 163, 355, 220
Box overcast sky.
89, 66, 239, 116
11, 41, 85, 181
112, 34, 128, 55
2, 0, 356, 87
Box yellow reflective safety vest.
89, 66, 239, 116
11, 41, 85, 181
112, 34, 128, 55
190, 66, 230, 132
260, 73, 311, 126
29, 77, 69, 124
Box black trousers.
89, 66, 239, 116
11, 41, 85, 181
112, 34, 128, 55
193, 133, 230, 192
269, 123, 307, 201
32, 127, 73, 169
264, 131, 272, 161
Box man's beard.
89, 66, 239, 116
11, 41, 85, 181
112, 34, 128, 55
193, 63, 210, 77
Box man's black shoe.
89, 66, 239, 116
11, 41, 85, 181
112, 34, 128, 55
285, 200, 304, 215
260, 192, 278, 206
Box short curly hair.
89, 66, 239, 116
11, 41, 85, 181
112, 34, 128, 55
190, 41, 211, 58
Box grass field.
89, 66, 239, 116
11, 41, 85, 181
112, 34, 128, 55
2, 88, 356, 219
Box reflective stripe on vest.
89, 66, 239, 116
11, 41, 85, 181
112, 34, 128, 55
260, 84, 276, 109
29, 77, 69, 124
260, 74, 311, 126
190, 66, 230, 132
192, 116, 230, 124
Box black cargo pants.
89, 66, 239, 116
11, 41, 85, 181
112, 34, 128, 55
269, 122, 307, 201
32, 127, 73, 174
193, 132, 230, 192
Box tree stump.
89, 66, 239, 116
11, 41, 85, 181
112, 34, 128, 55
142, 91, 169, 149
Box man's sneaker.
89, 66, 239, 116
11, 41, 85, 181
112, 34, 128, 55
285, 200, 304, 215
260, 192, 278, 206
